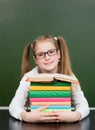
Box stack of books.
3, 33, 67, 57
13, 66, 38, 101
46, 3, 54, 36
26, 73, 78, 112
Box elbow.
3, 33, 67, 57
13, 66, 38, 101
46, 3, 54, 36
79, 107, 90, 120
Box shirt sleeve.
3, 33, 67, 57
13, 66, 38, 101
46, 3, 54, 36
71, 83, 90, 120
9, 67, 39, 120
9, 74, 30, 120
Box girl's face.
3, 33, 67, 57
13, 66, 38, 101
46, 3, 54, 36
33, 40, 60, 73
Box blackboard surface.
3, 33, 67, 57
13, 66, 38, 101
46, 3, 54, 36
0, 0, 95, 107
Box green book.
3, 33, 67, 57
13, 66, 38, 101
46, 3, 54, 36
29, 90, 71, 98
30, 80, 71, 86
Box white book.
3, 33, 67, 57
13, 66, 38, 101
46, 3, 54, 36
26, 73, 79, 84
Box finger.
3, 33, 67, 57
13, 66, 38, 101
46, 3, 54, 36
35, 104, 49, 112
49, 111, 59, 116
52, 110, 63, 113
43, 116, 60, 122
44, 112, 58, 117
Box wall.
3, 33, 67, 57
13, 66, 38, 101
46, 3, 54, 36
0, 0, 95, 106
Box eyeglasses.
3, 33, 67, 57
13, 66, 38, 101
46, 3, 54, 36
34, 49, 58, 59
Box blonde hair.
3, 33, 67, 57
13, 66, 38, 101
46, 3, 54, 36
21, 35, 73, 77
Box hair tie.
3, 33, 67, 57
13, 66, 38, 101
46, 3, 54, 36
54, 37, 57, 41
31, 43, 34, 48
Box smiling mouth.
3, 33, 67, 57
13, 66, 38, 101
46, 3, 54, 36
44, 62, 52, 66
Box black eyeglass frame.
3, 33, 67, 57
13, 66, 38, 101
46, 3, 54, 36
34, 48, 58, 59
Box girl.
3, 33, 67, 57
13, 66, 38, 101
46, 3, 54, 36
9, 35, 90, 123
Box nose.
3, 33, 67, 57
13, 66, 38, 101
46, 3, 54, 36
44, 53, 50, 59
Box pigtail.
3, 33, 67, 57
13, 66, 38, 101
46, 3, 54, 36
21, 44, 31, 78
57, 36, 73, 75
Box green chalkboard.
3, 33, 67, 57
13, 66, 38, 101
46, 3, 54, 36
0, 0, 95, 107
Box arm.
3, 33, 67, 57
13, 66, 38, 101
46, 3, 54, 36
20, 105, 60, 123
52, 110, 81, 122
52, 83, 90, 122
9, 67, 40, 120
9, 72, 60, 122
9, 74, 30, 120
71, 83, 90, 120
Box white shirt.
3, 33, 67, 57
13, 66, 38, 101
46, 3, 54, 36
9, 66, 90, 120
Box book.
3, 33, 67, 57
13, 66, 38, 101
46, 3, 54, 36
26, 73, 78, 112
26, 73, 79, 84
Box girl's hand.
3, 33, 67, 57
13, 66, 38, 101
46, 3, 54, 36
21, 105, 60, 123
52, 110, 81, 122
